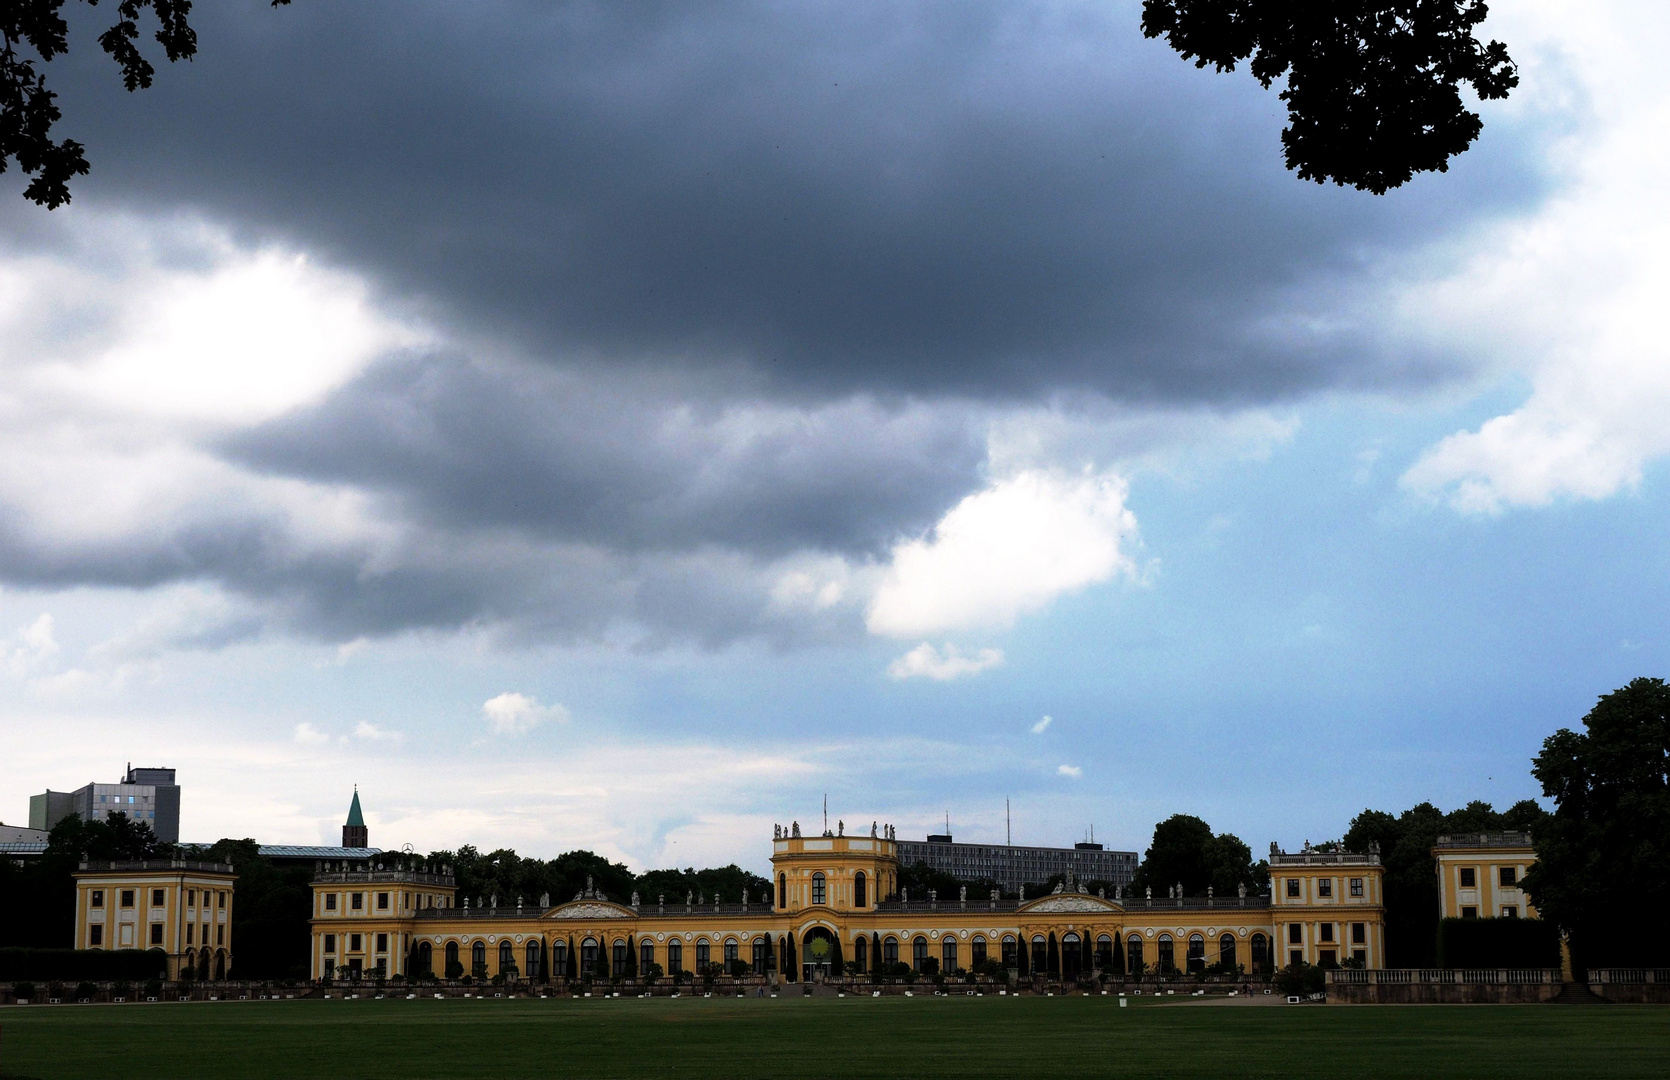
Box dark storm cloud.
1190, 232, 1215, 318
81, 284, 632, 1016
52, 0, 1544, 402
224, 351, 987, 558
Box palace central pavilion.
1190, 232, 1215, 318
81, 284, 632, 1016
310, 819, 1387, 983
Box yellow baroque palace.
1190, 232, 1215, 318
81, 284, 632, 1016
310, 822, 1387, 983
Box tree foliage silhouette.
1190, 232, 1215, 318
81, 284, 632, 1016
1142, 0, 1517, 193
0, 0, 289, 207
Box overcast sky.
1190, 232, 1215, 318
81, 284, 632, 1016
3, 1, 1667, 873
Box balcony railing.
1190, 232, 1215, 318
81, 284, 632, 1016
1327, 968, 1560, 985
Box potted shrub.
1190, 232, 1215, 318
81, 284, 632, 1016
14, 981, 35, 1003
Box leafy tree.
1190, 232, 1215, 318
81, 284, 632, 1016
1131, 814, 1264, 896
0, 812, 170, 949
634, 864, 770, 906
1342, 797, 1551, 967
1522, 677, 1670, 971
0, 0, 292, 206
1141, 0, 1518, 193
199, 838, 313, 980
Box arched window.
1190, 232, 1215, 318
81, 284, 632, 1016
854, 871, 867, 908
1157, 934, 1174, 974
752, 938, 767, 975
971, 936, 987, 968
854, 935, 868, 973
553, 941, 567, 978
1096, 935, 1113, 969
812, 872, 827, 905
472, 940, 487, 978
1250, 933, 1269, 972
1001, 935, 1017, 968
612, 940, 626, 977
912, 937, 928, 971
445, 940, 460, 978
1126, 934, 1143, 973
1062, 932, 1082, 980
696, 939, 710, 968
1219, 934, 1236, 972
942, 938, 958, 972
640, 940, 654, 972
724, 939, 739, 965
417, 940, 433, 977
581, 937, 598, 974
1187, 933, 1205, 973
500, 939, 515, 975
778, 873, 787, 909
1031, 935, 1047, 973
667, 939, 683, 973
883, 936, 899, 966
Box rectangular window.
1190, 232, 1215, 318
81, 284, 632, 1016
91, 889, 104, 908
150, 923, 164, 945
1286, 879, 1300, 898
186, 924, 194, 945
1499, 866, 1517, 887
121, 889, 135, 908
351, 893, 364, 910
219, 891, 227, 909
90, 924, 103, 946
325, 893, 337, 911
1318, 879, 1333, 898
1459, 868, 1476, 888
378, 892, 390, 910
1288, 924, 1303, 945
217, 925, 224, 945
1461, 906, 1478, 919
1290, 949, 1303, 967
376, 933, 388, 953
187, 889, 195, 906
350, 934, 362, 952
152, 888, 166, 906
325, 934, 337, 954
668, 941, 682, 973
1318, 949, 1336, 968
1501, 905, 1518, 918
1349, 878, 1364, 897
1320, 924, 1334, 943
1352, 948, 1366, 964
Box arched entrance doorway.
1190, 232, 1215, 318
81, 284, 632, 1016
1062, 933, 1082, 981
801, 926, 838, 982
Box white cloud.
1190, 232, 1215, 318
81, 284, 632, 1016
482, 691, 570, 736
294, 722, 331, 745
1057, 764, 1082, 778
353, 721, 403, 743
886, 642, 1004, 681
1400, 3, 1670, 512
2, 613, 59, 676
1031, 715, 1052, 735
866, 468, 1139, 637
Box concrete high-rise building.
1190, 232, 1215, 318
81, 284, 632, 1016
28, 764, 181, 844
895, 832, 1138, 894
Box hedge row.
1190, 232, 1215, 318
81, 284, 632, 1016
0, 948, 168, 980
1435, 917, 1561, 969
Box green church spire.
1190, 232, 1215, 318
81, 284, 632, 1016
346, 786, 365, 827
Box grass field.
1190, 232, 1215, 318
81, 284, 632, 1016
2, 996, 1666, 1080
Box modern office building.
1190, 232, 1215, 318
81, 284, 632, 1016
895, 831, 1138, 893
29, 764, 182, 844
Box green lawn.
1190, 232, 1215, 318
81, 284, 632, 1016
2, 996, 1664, 1080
